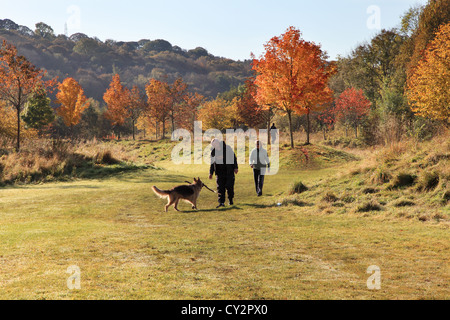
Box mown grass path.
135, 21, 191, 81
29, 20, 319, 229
0, 157, 448, 299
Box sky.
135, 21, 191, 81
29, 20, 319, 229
1, 0, 428, 61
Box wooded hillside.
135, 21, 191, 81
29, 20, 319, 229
0, 19, 252, 100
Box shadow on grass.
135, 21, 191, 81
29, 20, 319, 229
116, 172, 194, 184
20, 184, 102, 190
242, 200, 314, 208
181, 206, 243, 213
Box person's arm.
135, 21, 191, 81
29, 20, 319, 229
264, 149, 270, 168
234, 152, 238, 174
249, 149, 255, 167
209, 149, 215, 178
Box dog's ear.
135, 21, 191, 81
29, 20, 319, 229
193, 177, 197, 182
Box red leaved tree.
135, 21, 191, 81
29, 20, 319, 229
335, 87, 371, 138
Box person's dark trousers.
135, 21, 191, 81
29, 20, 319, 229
253, 169, 265, 196
216, 174, 235, 204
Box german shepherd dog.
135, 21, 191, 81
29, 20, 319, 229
152, 177, 206, 212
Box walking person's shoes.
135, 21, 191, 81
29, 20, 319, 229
229, 199, 234, 205
216, 203, 225, 208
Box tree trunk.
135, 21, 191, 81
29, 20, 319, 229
132, 119, 136, 140
355, 124, 358, 138
171, 111, 175, 134
16, 106, 20, 151
306, 110, 311, 145
267, 117, 271, 146
287, 111, 294, 148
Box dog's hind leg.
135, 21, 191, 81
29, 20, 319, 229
174, 199, 180, 211
165, 196, 175, 212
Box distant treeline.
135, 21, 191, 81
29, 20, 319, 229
0, 19, 252, 101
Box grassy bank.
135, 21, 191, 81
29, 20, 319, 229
0, 139, 148, 186
0, 134, 448, 299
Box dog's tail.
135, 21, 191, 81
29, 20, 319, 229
152, 186, 171, 198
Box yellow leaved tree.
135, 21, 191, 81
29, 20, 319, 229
407, 23, 450, 123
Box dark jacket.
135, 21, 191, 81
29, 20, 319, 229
210, 141, 238, 176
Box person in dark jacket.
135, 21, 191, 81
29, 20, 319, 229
209, 138, 238, 208
270, 123, 277, 145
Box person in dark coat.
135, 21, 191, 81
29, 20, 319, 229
270, 123, 277, 145
209, 138, 238, 208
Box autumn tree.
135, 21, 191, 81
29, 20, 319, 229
197, 98, 232, 131
407, 0, 450, 79
56, 77, 89, 137
103, 74, 130, 139
128, 85, 148, 140
335, 87, 372, 137
316, 105, 336, 140
0, 40, 51, 150
168, 78, 188, 132
236, 79, 265, 129
145, 78, 171, 139
0, 101, 17, 138
179, 92, 204, 131
407, 23, 450, 123
252, 27, 336, 147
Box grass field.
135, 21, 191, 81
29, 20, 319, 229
0, 137, 448, 300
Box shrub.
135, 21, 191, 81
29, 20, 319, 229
322, 192, 338, 202
289, 181, 308, 195
388, 173, 417, 189
370, 166, 392, 184
356, 200, 382, 212
416, 170, 440, 192
94, 150, 120, 165
362, 187, 378, 194
341, 194, 356, 203
443, 190, 450, 203
393, 199, 416, 207
279, 197, 308, 207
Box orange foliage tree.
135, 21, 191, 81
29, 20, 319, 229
145, 78, 172, 138
252, 27, 336, 146
0, 40, 53, 150
180, 92, 205, 131
103, 74, 131, 139
56, 77, 89, 137
407, 22, 450, 123
168, 78, 188, 131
